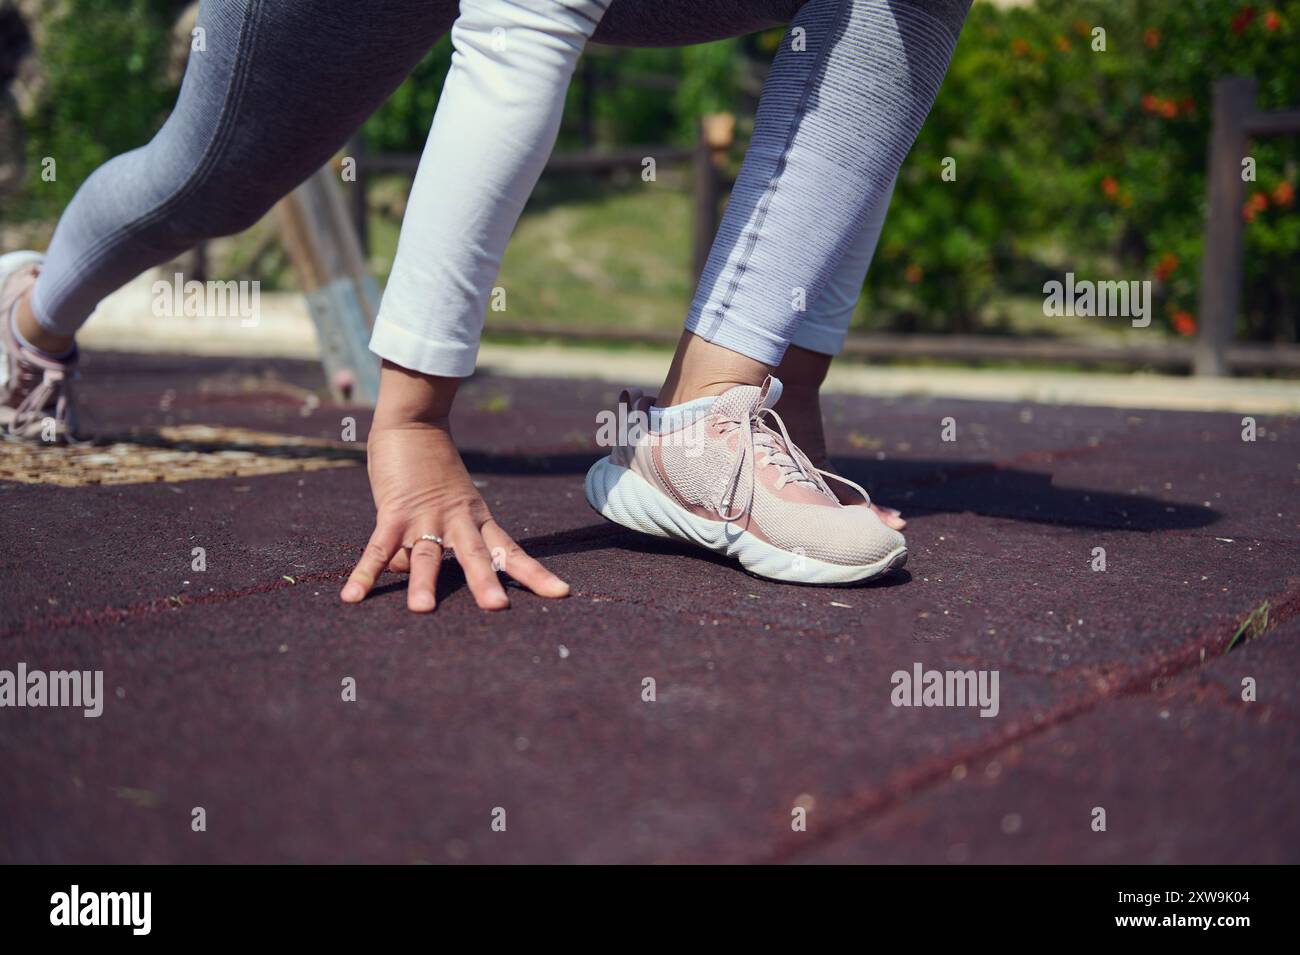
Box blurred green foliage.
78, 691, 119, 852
867, 0, 1300, 341
10, 0, 1300, 342
360, 36, 747, 152
19, 0, 179, 210
360, 40, 451, 154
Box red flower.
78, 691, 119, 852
1242, 193, 1268, 222
904, 264, 924, 284
1264, 10, 1281, 30
1010, 37, 1031, 58
1172, 311, 1197, 337
1144, 28, 1161, 48
1273, 181, 1294, 207
1159, 98, 1178, 119
1141, 93, 1158, 113
1101, 176, 1120, 199
1179, 96, 1196, 116
1054, 35, 1072, 52
1231, 6, 1257, 35
1154, 253, 1179, 281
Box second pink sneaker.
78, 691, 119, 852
0, 252, 80, 444
585, 377, 907, 584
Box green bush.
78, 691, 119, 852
864, 0, 1300, 342
19, 0, 179, 215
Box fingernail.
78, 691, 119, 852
341, 582, 363, 602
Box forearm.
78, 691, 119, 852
370, 0, 612, 380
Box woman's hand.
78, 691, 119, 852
340, 362, 570, 612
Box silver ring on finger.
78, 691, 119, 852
416, 533, 444, 547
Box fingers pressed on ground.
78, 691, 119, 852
341, 523, 402, 603
447, 519, 509, 611
481, 520, 570, 599
406, 537, 442, 613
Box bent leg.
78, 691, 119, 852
369, 0, 812, 378
790, 171, 896, 357
28, 0, 808, 345
684, 0, 969, 366
31, 0, 452, 336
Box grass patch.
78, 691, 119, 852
1227, 601, 1272, 651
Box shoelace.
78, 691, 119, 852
8, 361, 75, 441
714, 405, 872, 522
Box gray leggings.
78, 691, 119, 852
32, 0, 970, 368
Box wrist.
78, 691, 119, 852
372, 360, 460, 429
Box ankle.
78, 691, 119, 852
658, 332, 770, 406
772, 344, 831, 394
13, 291, 74, 356
658, 374, 765, 406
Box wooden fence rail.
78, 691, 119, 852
273, 118, 735, 403
345, 116, 733, 285
272, 77, 1300, 399
480, 322, 1300, 373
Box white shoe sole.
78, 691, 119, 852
584, 456, 907, 584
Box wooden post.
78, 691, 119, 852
344, 133, 369, 258
693, 113, 735, 284
1195, 77, 1255, 377
275, 165, 381, 405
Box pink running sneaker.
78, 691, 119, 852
585, 377, 907, 584
0, 251, 80, 443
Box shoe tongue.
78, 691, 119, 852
708, 376, 783, 420
709, 376, 831, 497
